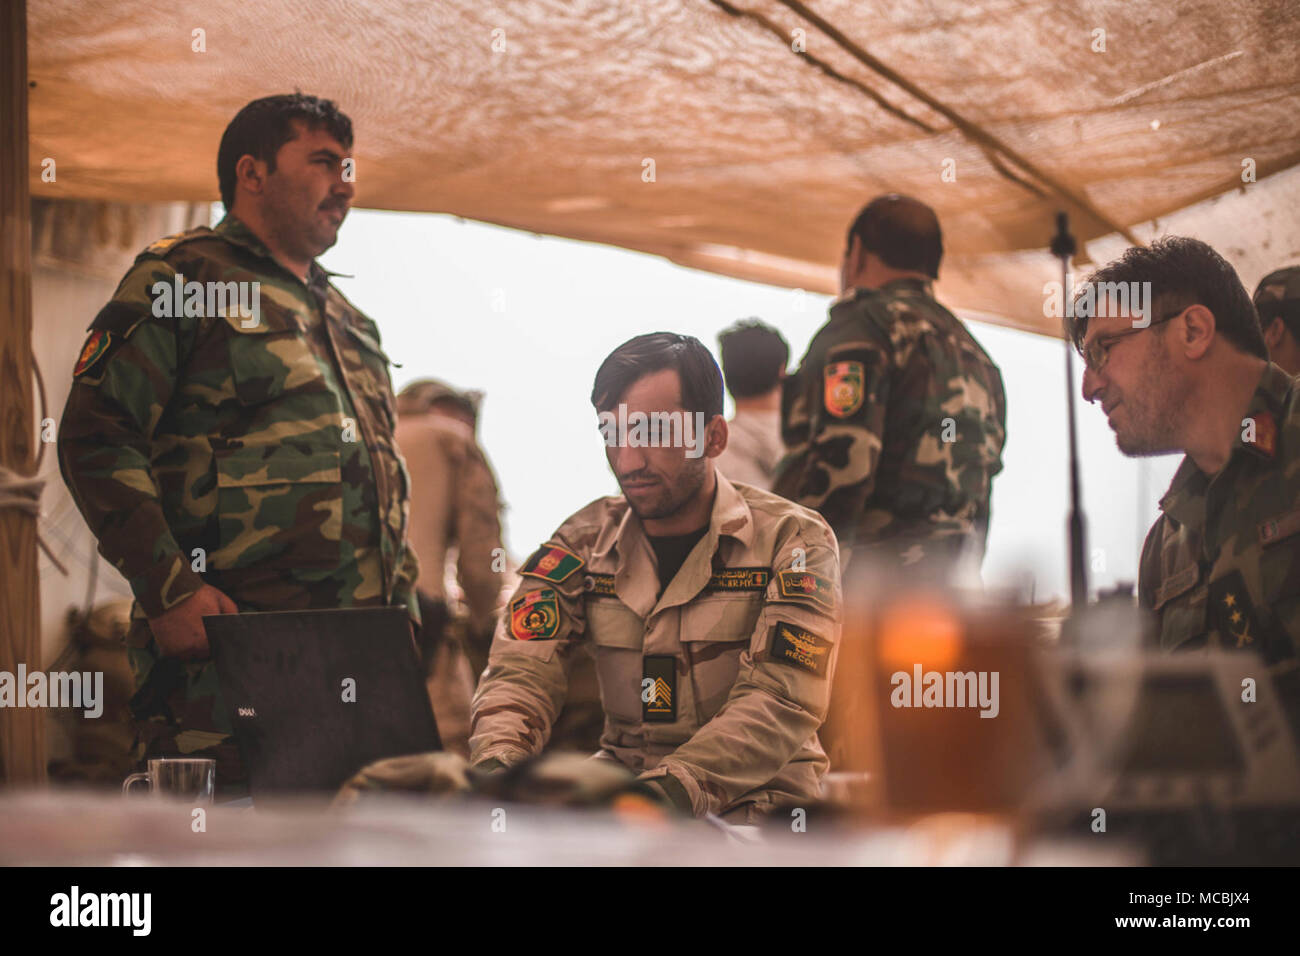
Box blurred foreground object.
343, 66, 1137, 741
821, 581, 1300, 862
334, 751, 471, 806
334, 750, 673, 822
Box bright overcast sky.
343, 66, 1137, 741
297, 206, 1182, 605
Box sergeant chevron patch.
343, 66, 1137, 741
642, 655, 676, 722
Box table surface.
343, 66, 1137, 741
0, 790, 1137, 866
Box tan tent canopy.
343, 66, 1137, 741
27, 0, 1300, 335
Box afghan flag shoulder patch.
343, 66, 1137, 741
775, 569, 836, 614
73, 329, 114, 378
510, 588, 561, 641
521, 543, 584, 583
823, 360, 864, 418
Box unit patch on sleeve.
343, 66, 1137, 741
705, 567, 770, 592
768, 621, 832, 677
583, 573, 617, 597
73, 330, 114, 379
510, 588, 560, 641
775, 569, 836, 613
823, 360, 864, 418
520, 544, 584, 583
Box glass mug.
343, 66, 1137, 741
122, 757, 216, 804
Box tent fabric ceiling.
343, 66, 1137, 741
26, 0, 1300, 336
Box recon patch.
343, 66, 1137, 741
583, 572, 617, 597
520, 544, 583, 583
776, 569, 836, 613
642, 655, 676, 722
510, 588, 560, 641
769, 621, 831, 677
73, 330, 114, 378
823, 360, 864, 418
706, 567, 770, 592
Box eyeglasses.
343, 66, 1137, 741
1081, 308, 1185, 373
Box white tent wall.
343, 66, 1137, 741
29, 198, 208, 762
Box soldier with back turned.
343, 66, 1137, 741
775, 194, 1006, 588
58, 93, 420, 790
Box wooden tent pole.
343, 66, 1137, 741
0, 0, 46, 785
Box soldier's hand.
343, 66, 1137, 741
147, 585, 238, 660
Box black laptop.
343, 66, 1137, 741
206, 607, 441, 798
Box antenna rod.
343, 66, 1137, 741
1051, 212, 1089, 609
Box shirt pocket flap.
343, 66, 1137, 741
585, 602, 644, 648
1152, 561, 1200, 611
342, 321, 395, 365
679, 597, 760, 643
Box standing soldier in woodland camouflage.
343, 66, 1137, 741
1069, 237, 1300, 738
775, 195, 1006, 586
58, 94, 419, 791
470, 334, 841, 822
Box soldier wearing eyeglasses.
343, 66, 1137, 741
1067, 237, 1300, 737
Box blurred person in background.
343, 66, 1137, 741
397, 380, 506, 756
1253, 266, 1300, 377
714, 319, 789, 491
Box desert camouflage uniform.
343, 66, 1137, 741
58, 215, 418, 786
1138, 362, 1300, 735
469, 474, 841, 821
774, 278, 1006, 581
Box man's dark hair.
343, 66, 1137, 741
1065, 236, 1266, 360
591, 332, 724, 419
717, 319, 789, 399
846, 194, 943, 279
217, 93, 354, 209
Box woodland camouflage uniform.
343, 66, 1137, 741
58, 215, 419, 786
775, 277, 1006, 581
1138, 362, 1300, 736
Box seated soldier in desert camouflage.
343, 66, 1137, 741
470, 333, 842, 823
